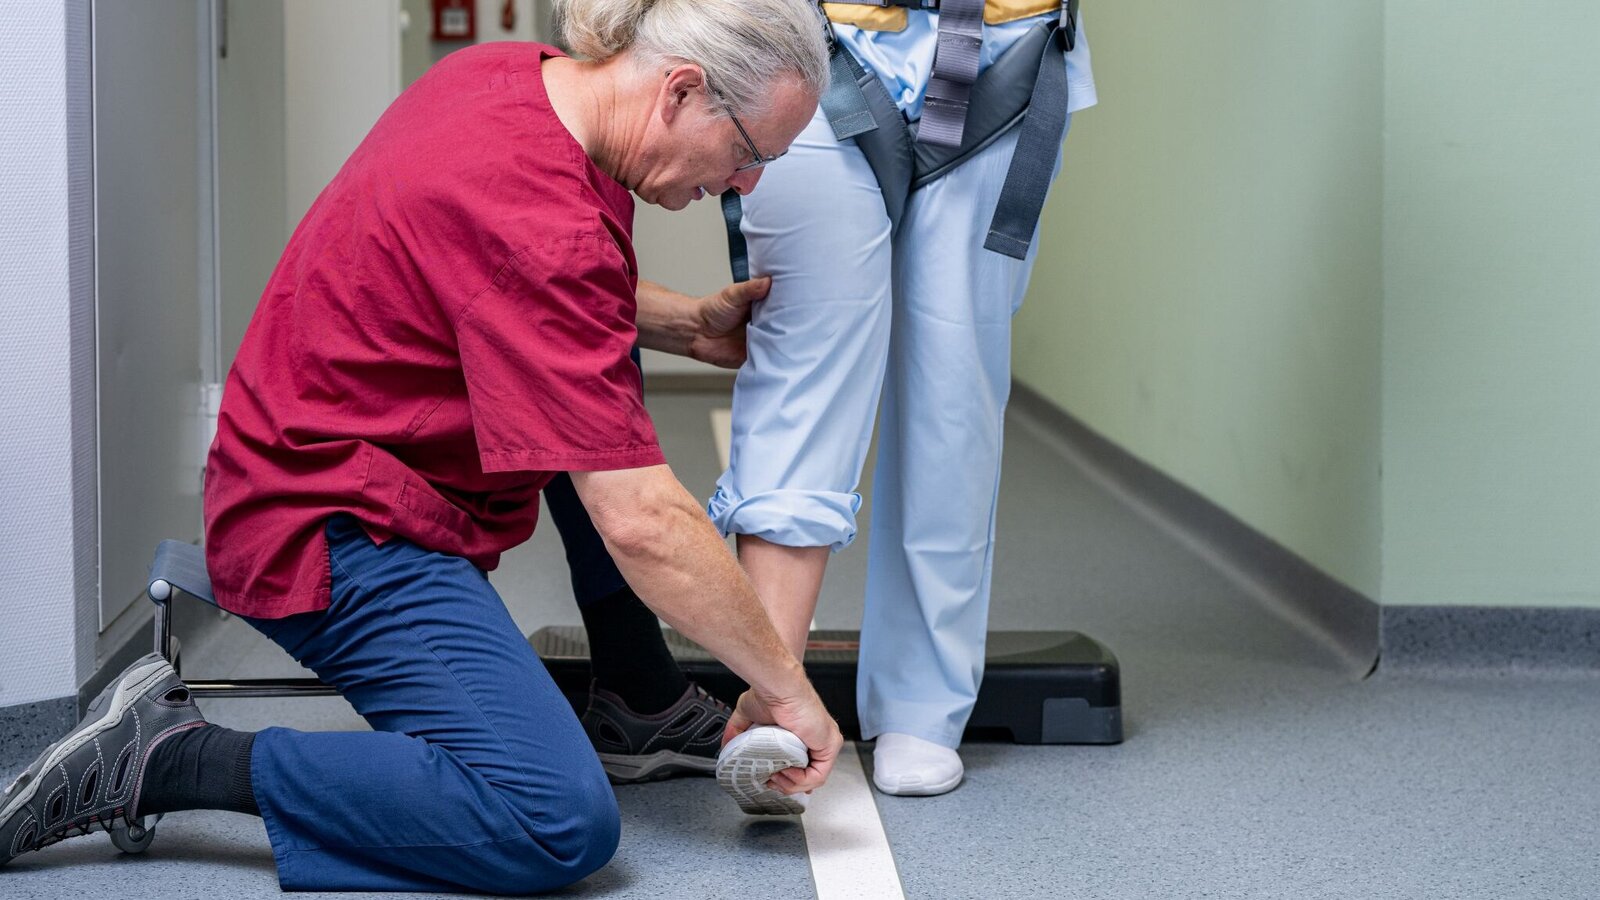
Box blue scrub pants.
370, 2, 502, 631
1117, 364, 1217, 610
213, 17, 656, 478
708, 107, 1069, 749
245, 515, 619, 894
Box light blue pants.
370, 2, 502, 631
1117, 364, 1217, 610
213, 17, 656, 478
708, 107, 1069, 748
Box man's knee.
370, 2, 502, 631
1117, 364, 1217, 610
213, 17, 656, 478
557, 775, 622, 882
484, 773, 620, 894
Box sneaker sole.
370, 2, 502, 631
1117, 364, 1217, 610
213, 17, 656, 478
599, 749, 717, 784
715, 726, 809, 816
0, 655, 173, 825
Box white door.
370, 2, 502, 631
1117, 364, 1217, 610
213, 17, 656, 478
93, 0, 210, 631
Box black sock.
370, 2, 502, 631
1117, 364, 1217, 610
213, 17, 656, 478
579, 585, 689, 715
138, 724, 259, 817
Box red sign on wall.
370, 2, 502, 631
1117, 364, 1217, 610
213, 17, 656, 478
432, 0, 475, 41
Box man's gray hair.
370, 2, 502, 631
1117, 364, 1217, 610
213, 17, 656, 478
552, 0, 829, 119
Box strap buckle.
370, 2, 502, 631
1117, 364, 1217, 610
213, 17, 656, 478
814, 1, 839, 49
1058, 0, 1078, 51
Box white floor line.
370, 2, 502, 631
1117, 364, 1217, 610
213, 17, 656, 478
706, 409, 893, 894
803, 743, 906, 900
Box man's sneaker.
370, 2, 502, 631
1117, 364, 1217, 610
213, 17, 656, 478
715, 726, 810, 816
1, 653, 204, 865
581, 682, 729, 784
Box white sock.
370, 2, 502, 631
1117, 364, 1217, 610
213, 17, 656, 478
871, 733, 963, 796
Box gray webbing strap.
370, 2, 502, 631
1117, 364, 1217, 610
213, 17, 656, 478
983, 25, 1068, 259
821, 43, 878, 140
841, 45, 916, 234
813, 1, 877, 141
911, 20, 1051, 190
919, 0, 984, 148
149, 539, 218, 607
725, 11, 1069, 271
720, 189, 749, 282
1061, 0, 1078, 51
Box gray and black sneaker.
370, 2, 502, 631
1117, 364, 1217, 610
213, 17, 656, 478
1, 653, 204, 865
581, 681, 730, 784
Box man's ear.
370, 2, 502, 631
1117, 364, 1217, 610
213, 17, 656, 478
658, 63, 707, 125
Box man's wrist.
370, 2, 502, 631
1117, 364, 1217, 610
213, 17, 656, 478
665, 296, 701, 350
750, 656, 812, 709
636, 283, 700, 356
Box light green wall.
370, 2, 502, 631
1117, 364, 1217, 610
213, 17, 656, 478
1017, 2, 1600, 608
1382, 2, 1600, 607
1015, 2, 1387, 597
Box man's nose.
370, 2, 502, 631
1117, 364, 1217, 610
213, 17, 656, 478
727, 167, 764, 196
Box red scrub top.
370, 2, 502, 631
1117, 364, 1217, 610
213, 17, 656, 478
204, 42, 664, 618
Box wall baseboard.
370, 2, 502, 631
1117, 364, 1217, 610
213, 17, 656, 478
77, 609, 155, 717
1009, 381, 1381, 677
1382, 605, 1600, 673
0, 696, 77, 772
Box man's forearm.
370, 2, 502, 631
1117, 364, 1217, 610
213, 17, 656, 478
572, 467, 810, 703
619, 509, 811, 703
634, 280, 698, 357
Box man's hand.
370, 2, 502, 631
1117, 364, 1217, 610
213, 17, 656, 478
570, 464, 841, 796
723, 683, 843, 795
634, 277, 771, 367
687, 276, 770, 369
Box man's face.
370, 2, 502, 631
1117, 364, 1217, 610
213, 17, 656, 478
634, 69, 817, 210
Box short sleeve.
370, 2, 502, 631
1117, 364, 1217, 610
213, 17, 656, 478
455, 232, 665, 473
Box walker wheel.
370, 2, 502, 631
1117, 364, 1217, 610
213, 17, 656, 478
110, 816, 157, 854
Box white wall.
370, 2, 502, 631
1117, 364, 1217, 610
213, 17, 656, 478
476, 0, 538, 42
0, 0, 97, 707
93, 0, 211, 632
634, 200, 741, 376
217, 0, 287, 375
284, 0, 400, 227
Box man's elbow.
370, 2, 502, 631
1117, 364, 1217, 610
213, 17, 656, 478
587, 489, 687, 565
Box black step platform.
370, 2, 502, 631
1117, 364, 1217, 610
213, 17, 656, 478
531, 627, 1122, 745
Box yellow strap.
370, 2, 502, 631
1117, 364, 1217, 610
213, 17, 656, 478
822, 0, 1056, 33
982, 0, 1057, 26
821, 4, 908, 33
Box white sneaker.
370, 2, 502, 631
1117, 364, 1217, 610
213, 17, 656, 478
716, 726, 810, 816
871, 733, 963, 796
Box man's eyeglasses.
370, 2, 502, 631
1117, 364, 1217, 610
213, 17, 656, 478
665, 68, 787, 173
715, 91, 786, 172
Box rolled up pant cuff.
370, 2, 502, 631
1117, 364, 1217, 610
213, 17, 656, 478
706, 486, 862, 552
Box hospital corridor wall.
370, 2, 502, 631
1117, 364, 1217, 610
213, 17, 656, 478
1014, 0, 1600, 668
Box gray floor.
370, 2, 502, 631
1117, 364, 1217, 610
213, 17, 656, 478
5, 390, 1599, 899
